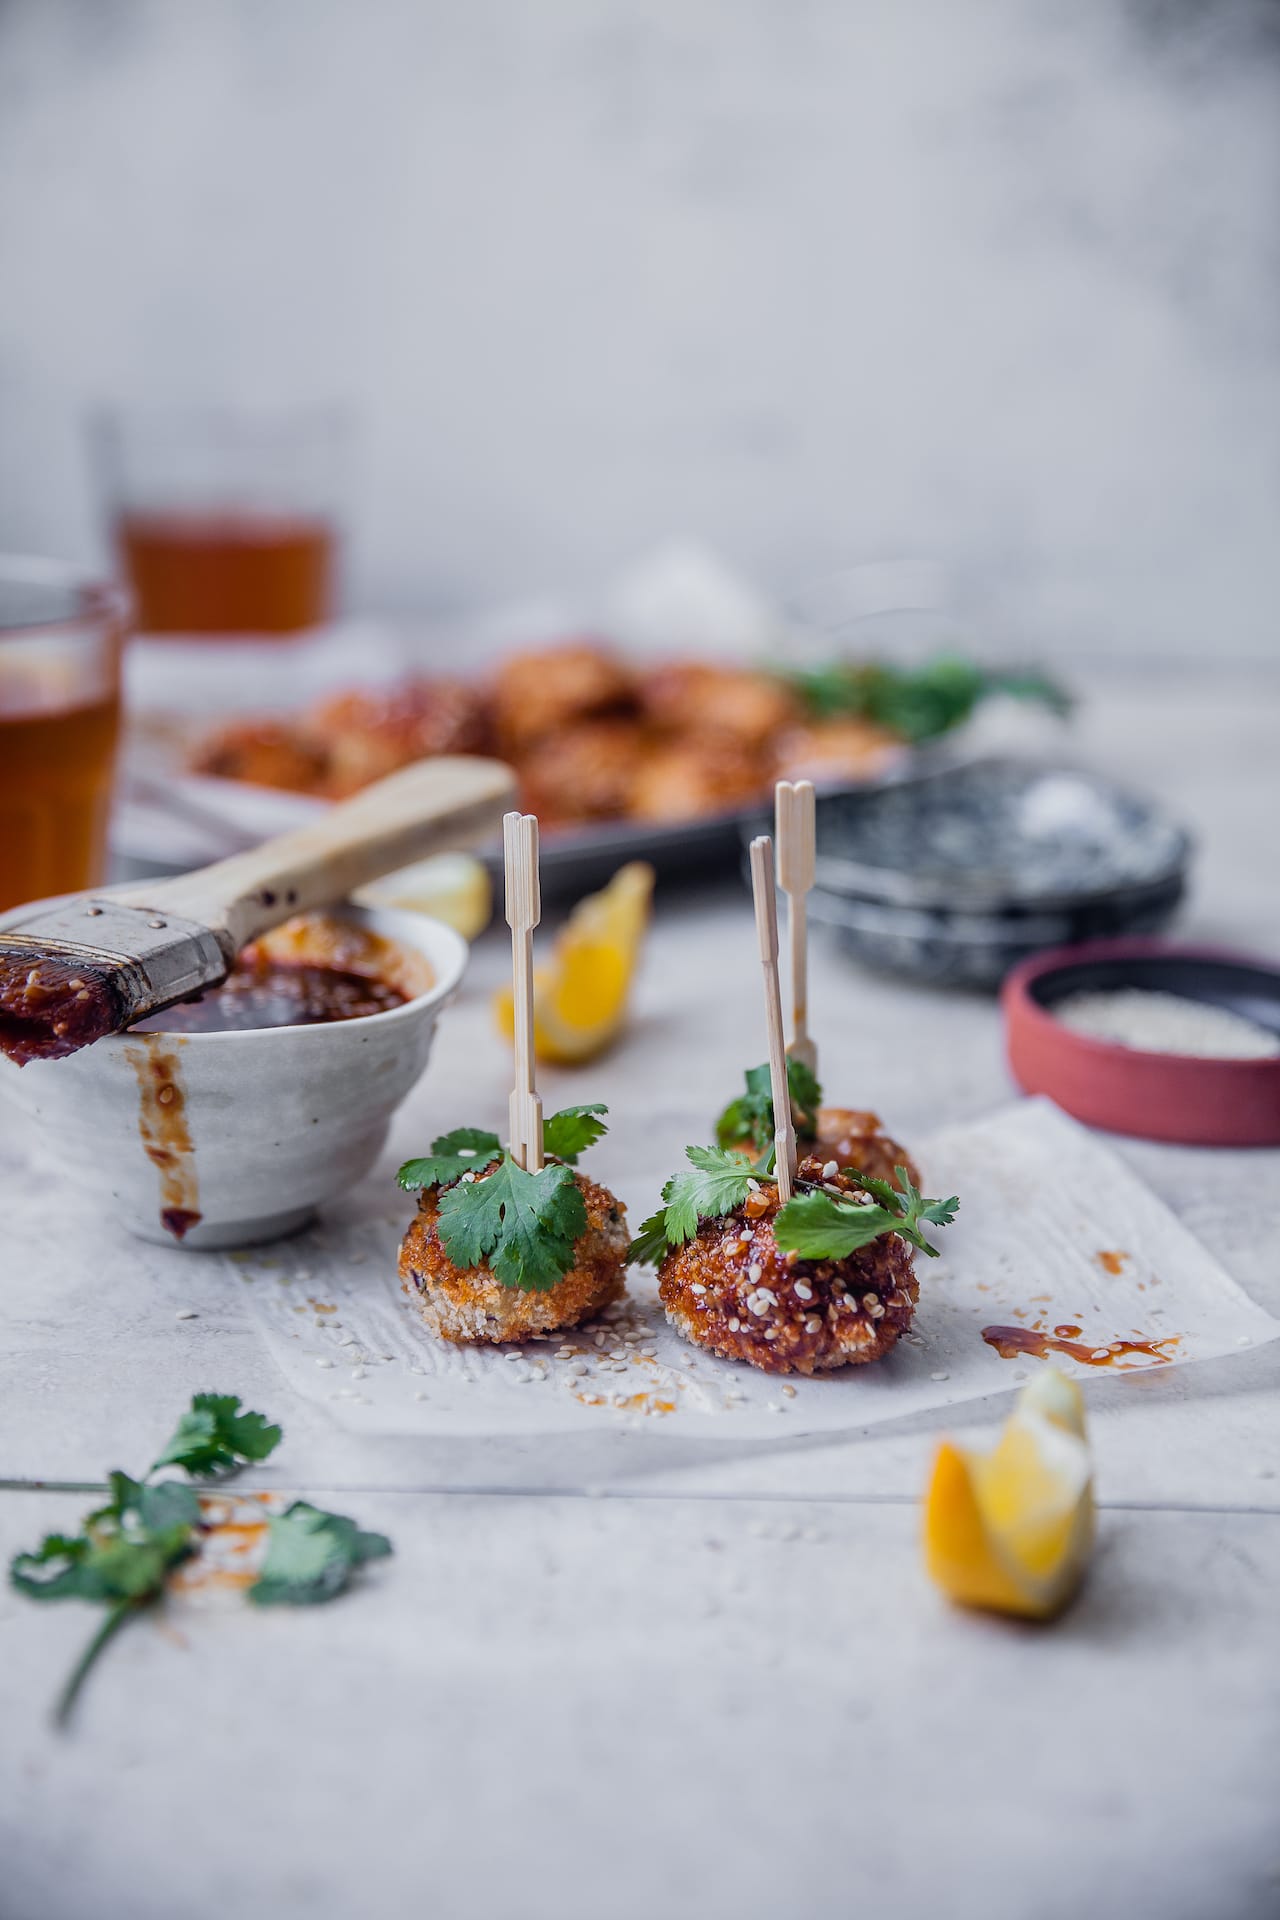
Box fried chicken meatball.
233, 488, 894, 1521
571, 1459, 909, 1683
307, 680, 491, 797
516, 717, 647, 824
813, 1109, 920, 1189
638, 663, 801, 753
491, 641, 636, 755
658, 1156, 918, 1375
189, 720, 330, 793
628, 740, 765, 822
399, 1167, 628, 1342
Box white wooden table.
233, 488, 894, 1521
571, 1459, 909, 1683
2, 664, 1278, 1920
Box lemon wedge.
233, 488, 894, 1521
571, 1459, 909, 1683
494, 861, 654, 1064
355, 853, 492, 940
924, 1370, 1095, 1620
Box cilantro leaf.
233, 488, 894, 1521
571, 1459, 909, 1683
626, 1207, 672, 1268
437, 1155, 588, 1291
715, 1058, 823, 1154
627, 1146, 760, 1265
397, 1126, 502, 1192
248, 1501, 392, 1607
542, 1104, 609, 1163
775, 1167, 959, 1261
152, 1393, 282, 1478
782, 654, 1071, 742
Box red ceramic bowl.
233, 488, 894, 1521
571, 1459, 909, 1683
1002, 938, 1280, 1146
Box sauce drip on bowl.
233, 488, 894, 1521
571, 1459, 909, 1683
131, 955, 407, 1034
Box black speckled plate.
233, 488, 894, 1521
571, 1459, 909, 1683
811, 758, 1191, 911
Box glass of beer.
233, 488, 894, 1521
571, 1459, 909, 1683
0, 557, 129, 914
94, 405, 348, 637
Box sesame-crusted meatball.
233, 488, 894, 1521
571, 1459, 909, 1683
658, 1156, 918, 1375
813, 1109, 920, 1190
398, 1167, 629, 1343
491, 641, 636, 756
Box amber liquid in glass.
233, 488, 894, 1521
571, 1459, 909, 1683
0, 688, 121, 913
117, 510, 335, 635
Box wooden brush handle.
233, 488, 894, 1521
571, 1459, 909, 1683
119, 757, 516, 954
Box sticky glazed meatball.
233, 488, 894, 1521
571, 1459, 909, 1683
307, 680, 491, 797
812, 1109, 920, 1190
189, 720, 330, 793
628, 740, 765, 822
517, 717, 648, 824
491, 641, 636, 755
773, 717, 901, 785
399, 1167, 629, 1342
638, 663, 801, 753
658, 1157, 918, 1375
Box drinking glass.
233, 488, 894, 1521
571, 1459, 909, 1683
93, 405, 349, 637
0, 557, 129, 913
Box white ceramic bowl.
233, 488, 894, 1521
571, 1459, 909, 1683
0, 903, 467, 1249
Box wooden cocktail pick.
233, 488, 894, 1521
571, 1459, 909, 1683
749, 835, 797, 1203
775, 778, 817, 1075
503, 810, 543, 1172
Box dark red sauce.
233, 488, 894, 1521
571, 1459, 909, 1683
982, 1324, 1180, 1368
131, 957, 407, 1034
0, 946, 121, 1065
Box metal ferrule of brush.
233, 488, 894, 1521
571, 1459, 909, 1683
0, 900, 230, 1020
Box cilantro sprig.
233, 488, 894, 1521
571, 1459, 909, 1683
627, 1151, 958, 1268
782, 654, 1072, 743
715, 1058, 822, 1154
10, 1395, 390, 1726
774, 1168, 959, 1261
397, 1105, 612, 1292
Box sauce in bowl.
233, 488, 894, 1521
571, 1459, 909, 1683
130, 911, 431, 1036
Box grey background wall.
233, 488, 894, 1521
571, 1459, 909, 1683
1, 0, 1277, 658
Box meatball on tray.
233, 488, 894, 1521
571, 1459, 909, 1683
240, 1102, 1276, 1441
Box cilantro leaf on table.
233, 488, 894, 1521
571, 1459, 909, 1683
152, 1393, 282, 1479
397, 1127, 503, 1192
9, 1391, 391, 1727
438, 1156, 588, 1291
542, 1104, 609, 1163
775, 1167, 959, 1261
715, 1058, 823, 1154
626, 1146, 761, 1266
248, 1501, 392, 1606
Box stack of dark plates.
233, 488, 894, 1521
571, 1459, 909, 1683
798, 759, 1191, 989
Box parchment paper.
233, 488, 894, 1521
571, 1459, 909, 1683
243, 1099, 1280, 1438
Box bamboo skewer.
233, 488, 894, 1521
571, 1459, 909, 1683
749, 835, 797, 1203
504, 810, 544, 1172
775, 778, 817, 1074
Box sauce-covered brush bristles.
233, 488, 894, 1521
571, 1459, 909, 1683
396, 1106, 628, 1342
627, 1148, 957, 1376
0, 946, 126, 1065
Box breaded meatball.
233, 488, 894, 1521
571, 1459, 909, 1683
638, 663, 801, 752
516, 717, 647, 824
307, 680, 491, 797
628, 740, 766, 822
491, 641, 636, 755
658, 1156, 918, 1375
773, 717, 901, 784
399, 1167, 628, 1343
189, 720, 330, 793
813, 1108, 920, 1190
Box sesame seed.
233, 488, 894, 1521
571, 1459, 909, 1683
793, 1282, 813, 1301
930, 1371, 949, 1382
805, 1315, 822, 1333
822, 1160, 839, 1180
748, 1264, 763, 1284
175, 1309, 199, 1320
782, 1383, 797, 1397
728, 1317, 741, 1331
351, 1367, 367, 1380
862, 1294, 878, 1312
746, 1178, 761, 1193
504, 1352, 523, 1363
316, 1358, 334, 1369
1092, 1349, 1111, 1361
